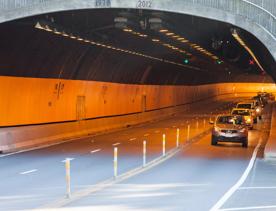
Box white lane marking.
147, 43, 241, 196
210, 142, 261, 211
144, 134, 150, 137
90, 149, 101, 154
155, 130, 160, 133
172, 125, 177, 128
129, 138, 137, 141
239, 186, 276, 190
20, 169, 38, 175
113, 143, 121, 146
219, 205, 276, 211
61, 158, 75, 163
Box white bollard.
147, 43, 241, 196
162, 134, 166, 156
114, 147, 118, 178
176, 128, 180, 148
65, 158, 71, 198
143, 140, 147, 167
187, 125, 190, 141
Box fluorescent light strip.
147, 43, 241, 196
36, 26, 202, 71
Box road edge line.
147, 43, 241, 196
210, 143, 261, 211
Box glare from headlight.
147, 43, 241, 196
246, 118, 251, 123
256, 108, 260, 113
239, 128, 246, 133
214, 127, 220, 132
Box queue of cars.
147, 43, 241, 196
210, 92, 274, 148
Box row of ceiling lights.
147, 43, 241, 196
35, 22, 202, 71
159, 29, 220, 61
123, 28, 192, 56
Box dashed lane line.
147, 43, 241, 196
112, 143, 121, 146
20, 169, 38, 175
129, 138, 137, 141
90, 149, 101, 154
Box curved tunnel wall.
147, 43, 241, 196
0, 75, 275, 127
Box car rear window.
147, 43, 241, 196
237, 104, 252, 109
217, 116, 243, 125
232, 110, 250, 116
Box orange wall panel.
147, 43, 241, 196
0, 76, 275, 127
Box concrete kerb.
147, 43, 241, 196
37, 127, 212, 209
264, 102, 276, 161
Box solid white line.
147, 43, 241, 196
144, 134, 150, 137
61, 158, 75, 163
90, 149, 101, 154
112, 143, 121, 146
20, 169, 38, 175
239, 186, 276, 190
129, 138, 137, 141
219, 205, 276, 211
210, 142, 261, 211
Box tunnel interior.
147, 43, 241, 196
0, 9, 274, 85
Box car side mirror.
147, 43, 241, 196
209, 121, 214, 124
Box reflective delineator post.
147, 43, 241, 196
162, 134, 166, 156
65, 158, 71, 198
143, 140, 147, 167
114, 147, 118, 178
176, 128, 180, 148
187, 125, 190, 142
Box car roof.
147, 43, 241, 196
237, 101, 253, 104
232, 108, 250, 111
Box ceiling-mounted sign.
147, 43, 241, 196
95, 0, 111, 7
136, 0, 153, 8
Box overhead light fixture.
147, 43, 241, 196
159, 29, 168, 33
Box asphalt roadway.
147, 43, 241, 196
0, 97, 274, 211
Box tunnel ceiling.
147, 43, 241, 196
0, 9, 274, 85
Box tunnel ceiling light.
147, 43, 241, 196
152, 39, 160, 42
231, 29, 265, 73
159, 29, 168, 33
158, 27, 222, 63
35, 23, 204, 72
166, 32, 174, 36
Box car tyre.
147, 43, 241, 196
211, 135, 217, 146
242, 138, 248, 148
249, 126, 253, 130
259, 116, 262, 120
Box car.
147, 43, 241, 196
247, 99, 263, 120
257, 92, 269, 104
252, 96, 265, 108
210, 115, 248, 147
268, 93, 275, 101
231, 108, 254, 129
235, 102, 258, 123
